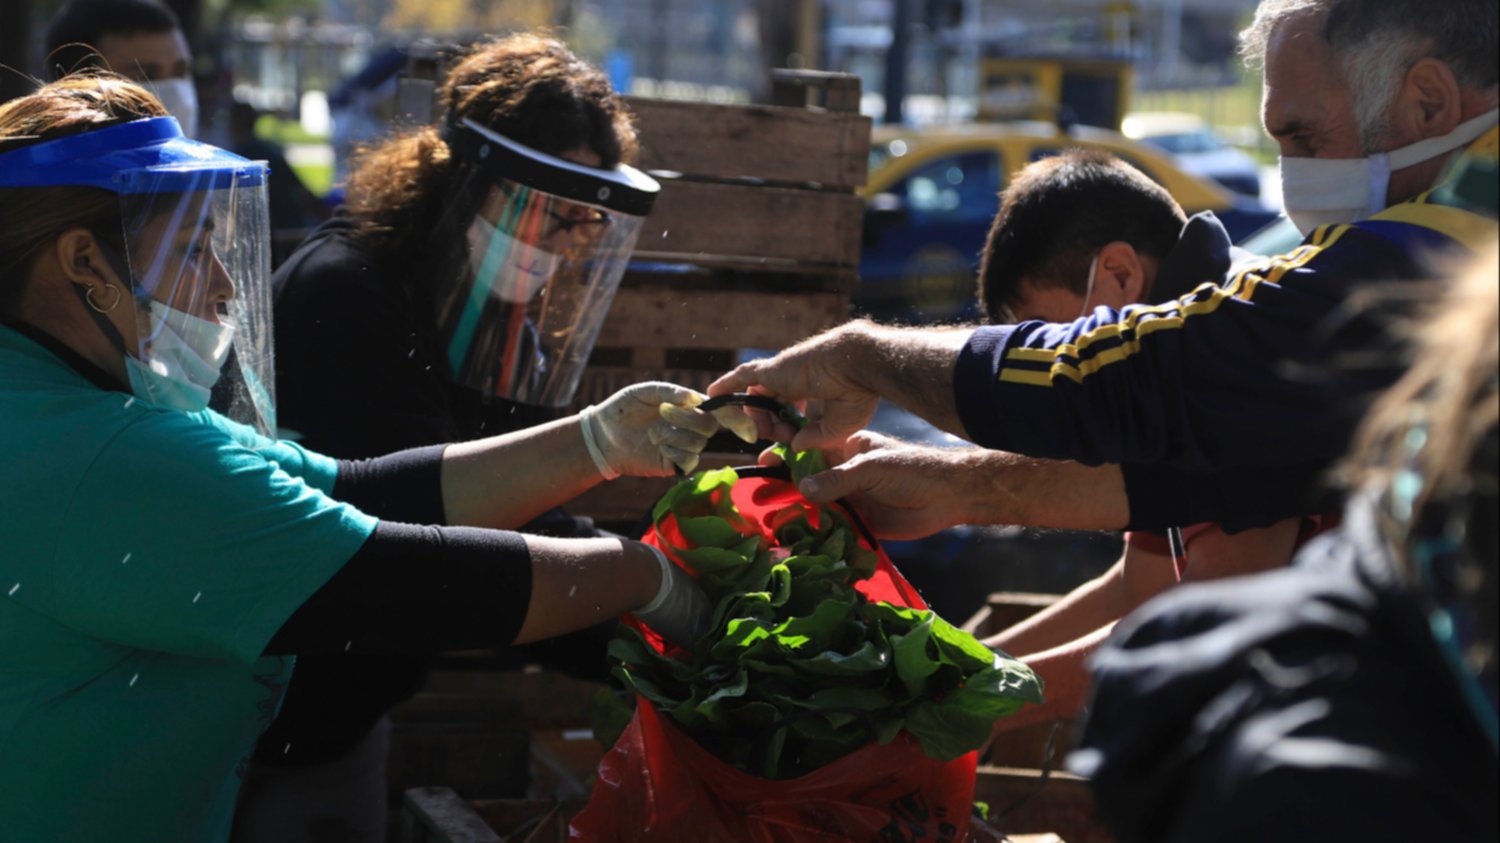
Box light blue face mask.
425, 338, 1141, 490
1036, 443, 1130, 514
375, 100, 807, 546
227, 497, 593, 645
125, 300, 236, 412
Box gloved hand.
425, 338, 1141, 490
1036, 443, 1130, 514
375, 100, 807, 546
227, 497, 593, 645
633, 543, 713, 646
579, 381, 758, 478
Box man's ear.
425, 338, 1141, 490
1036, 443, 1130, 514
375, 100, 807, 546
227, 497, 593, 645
1096, 241, 1148, 305
1398, 58, 1463, 140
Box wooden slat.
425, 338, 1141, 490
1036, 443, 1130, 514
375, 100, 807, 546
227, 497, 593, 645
628, 97, 871, 189
973, 766, 1116, 843
962, 592, 1060, 638
988, 719, 1078, 771
639, 180, 862, 268
770, 68, 863, 113
573, 368, 719, 411
401, 787, 503, 843
595, 287, 848, 350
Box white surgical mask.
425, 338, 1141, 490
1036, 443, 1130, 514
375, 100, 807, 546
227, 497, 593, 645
126, 300, 235, 412
466, 215, 562, 303
149, 77, 200, 139
1279, 108, 1498, 236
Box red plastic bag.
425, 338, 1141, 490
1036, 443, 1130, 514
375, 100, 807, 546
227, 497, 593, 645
570, 471, 979, 842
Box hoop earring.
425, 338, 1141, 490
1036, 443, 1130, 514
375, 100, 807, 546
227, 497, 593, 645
85, 284, 122, 314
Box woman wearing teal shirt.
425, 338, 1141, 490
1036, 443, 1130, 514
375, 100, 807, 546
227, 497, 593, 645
0, 75, 720, 842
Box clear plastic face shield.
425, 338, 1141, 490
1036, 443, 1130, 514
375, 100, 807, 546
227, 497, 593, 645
0, 118, 275, 433
436, 118, 660, 407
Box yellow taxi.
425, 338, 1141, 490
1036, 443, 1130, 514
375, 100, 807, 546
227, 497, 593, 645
857, 121, 1278, 322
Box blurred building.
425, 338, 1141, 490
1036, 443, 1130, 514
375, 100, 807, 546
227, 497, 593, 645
824, 0, 1260, 124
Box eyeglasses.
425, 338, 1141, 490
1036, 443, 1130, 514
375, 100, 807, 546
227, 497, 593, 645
546, 205, 612, 235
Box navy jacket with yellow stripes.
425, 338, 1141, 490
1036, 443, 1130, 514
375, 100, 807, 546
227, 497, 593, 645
954, 137, 1499, 533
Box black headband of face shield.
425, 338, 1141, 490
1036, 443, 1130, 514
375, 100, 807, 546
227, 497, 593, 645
439, 117, 655, 217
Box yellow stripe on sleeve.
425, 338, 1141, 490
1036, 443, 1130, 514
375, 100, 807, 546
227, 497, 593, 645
998, 226, 1352, 386
1369, 202, 1499, 254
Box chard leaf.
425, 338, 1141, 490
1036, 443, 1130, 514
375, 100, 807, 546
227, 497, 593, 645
786, 640, 890, 676
762, 725, 789, 779
613, 665, 684, 710
904, 696, 1007, 762
685, 669, 751, 729
797, 734, 869, 770
652, 466, 738, 523
847, 546, 879, 579
607, 635, 657, 668
891, 615, 941, 697
709, 616, 774, 661
677, 514, 751, 549
675, 544, 758, 575
804, 685, 896, 712
964, 664, 1045, 707
928, 613, 1006, 673
874, 716, 905, 745
767, 563, 793, 607
728, 700, 781, 726
772, 598, 855, 653
815, 529, 846, 562
738, 656, 798, 678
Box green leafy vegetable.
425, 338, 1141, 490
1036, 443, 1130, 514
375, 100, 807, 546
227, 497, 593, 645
610, 454, 1043, 779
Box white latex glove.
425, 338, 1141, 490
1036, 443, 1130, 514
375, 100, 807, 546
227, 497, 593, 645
633, 544, 713, 646
578, 381, 758, 478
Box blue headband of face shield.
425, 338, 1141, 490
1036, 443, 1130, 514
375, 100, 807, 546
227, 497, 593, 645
0, 116, 266, 193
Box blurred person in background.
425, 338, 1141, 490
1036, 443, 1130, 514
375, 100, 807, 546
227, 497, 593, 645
44, 0, 199, 137
0, 73, 717, 843
224, 100, 329, 233
245, 32, 752, 842
1070, 242, 1500, 841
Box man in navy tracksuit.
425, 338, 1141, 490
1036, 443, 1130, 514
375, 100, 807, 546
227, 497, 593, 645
708, 13, 1497, 537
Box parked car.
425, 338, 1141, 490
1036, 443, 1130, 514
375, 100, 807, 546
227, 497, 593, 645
857, 121, 1280, 323
1122, 110, 1263, 198
1237, 214, 1303, 257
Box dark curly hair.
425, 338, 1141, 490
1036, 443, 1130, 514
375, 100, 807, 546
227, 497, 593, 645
341, 32, 637, 257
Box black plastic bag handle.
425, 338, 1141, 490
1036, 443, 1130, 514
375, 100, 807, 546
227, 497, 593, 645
696, 392, 791, 417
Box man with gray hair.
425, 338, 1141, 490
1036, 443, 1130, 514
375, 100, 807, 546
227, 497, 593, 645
1242, 0, 1497, 235
709, 0, 1498, 545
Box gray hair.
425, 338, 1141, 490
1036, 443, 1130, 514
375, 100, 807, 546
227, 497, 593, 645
1240, 0, 1499, 150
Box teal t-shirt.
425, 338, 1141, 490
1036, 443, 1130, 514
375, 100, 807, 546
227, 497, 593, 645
0, 324, 378, 842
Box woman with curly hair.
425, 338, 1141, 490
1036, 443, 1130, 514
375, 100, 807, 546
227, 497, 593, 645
244, 33, 747, 840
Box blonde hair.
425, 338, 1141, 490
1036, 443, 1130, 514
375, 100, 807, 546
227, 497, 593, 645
1349, 244, 1499, 525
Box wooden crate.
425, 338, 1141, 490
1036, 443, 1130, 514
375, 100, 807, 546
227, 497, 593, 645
962, 593, 1081, 771
973, 766, 1115, 843
386, 696, 532, 805
386, 659, 614, 804
961, 591, 1060, 639
400, 789, 586, 843
566, 70, 871, 525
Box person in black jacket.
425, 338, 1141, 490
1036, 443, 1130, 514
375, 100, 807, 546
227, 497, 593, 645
243, 33, 750, 842
1068, 244, 1499, 842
